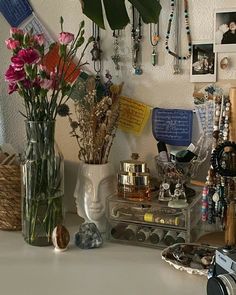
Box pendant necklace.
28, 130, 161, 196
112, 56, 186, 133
149, 22, 160, 66
131, 5, 143, 75
111, 30, 121, 71
90, 22, 102, 79
165, 0, 192, 74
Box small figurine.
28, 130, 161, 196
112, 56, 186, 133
90, 42, 102, 61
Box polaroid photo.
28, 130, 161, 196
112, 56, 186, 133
190, 42, 216, 83
214, 9, 236, 52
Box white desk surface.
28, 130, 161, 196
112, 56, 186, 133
0, 214, 207, 295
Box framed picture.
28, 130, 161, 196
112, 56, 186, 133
214, 9, 236, 52
190, 42, 216, 83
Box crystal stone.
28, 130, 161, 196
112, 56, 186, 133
75, 223, 103, 249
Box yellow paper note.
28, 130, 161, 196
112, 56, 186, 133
118, 96, 151, 135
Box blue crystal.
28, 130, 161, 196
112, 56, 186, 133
75, 223, 103, 249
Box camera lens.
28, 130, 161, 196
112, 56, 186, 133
207, 274, 236, 295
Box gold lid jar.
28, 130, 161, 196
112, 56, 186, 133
118, 154, 151, 201
120, 153, 148, 173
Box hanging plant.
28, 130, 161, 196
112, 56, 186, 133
80, 0, 162, 30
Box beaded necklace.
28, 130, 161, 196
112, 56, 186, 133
111, 30, 121, 71
91, 22, 102, 79
165, 0, 192, 60
201, 94, 231, 226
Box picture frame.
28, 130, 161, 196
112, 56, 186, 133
190, 41, 217, 83
214, 8, 236, 53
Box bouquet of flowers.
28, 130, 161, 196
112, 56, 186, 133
4, 17, 93, 246
5, 17, 92, 121
60, 72, 123, 164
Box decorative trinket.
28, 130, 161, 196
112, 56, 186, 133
131, 5, 143, 75
52, 225, 70, 252
75, 223, 103, 249
91, 22, 102, 79
111, 30, 121, 71
149, 19, 160, 66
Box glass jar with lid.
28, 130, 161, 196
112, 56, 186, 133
118, 153, 151, 201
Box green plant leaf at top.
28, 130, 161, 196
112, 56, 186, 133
103, 0, 130, 30
81, 0, 162, 29
129, 0, 161, 23
82, 0, 105, 29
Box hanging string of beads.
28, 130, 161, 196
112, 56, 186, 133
165, 0, 192, 60
131, 5, 143, 75
201, 93, 231, 227
111, 30, 121, 71
90, 22, 102, 79
149, 22, 160, 66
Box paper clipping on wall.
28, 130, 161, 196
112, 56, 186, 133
118, 96, 151, 136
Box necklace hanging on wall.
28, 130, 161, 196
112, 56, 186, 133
91, 22, 102, 80
165, 0, 192, 74
131, 5, 143, 75
149, 22, 160, 66
111, 30, 121, 71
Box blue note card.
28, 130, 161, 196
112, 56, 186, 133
152, 107, 193, 146
0, 0, 33, 27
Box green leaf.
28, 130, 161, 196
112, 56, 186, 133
128, 0, 161, 24
82, 0, 105, 29
103, 0, 129, 30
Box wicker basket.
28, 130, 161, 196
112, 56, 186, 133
0, 165, 21, 230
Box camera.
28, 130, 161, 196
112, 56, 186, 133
207, 247, 236, 295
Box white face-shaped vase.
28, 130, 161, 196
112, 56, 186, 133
74, 162, 116, 235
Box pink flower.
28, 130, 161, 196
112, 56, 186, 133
5, 38, 20, 50
58, 32, 74, 45
40, 78, 53, 90
18, 48, 40, 64
10, 28, 24, 37
22, 79, 32, 89
34, 34, 45, 46
5, 65, 25, 83
8, 83, 18, 95
11, 56, 24, 71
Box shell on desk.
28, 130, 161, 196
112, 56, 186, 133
52, 225, 70, 252
161, 243, 216, 276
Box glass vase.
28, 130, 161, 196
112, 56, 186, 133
22, 121, 64, 246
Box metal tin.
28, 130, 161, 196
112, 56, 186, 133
120, 153, 148, 173
118, 172, 149, 186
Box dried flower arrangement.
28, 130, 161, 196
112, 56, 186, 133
59, 73, 123, 164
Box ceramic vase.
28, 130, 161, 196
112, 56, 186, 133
74, 162, 116, 235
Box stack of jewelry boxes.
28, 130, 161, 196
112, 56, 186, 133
106, 191, 202, 249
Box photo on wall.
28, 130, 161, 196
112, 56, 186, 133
190, 42, 216, 83
214, 9, 236, 52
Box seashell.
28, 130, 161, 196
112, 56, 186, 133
220, 57, 230, 70
52, 225, 70, 252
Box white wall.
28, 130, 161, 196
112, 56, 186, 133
0, 0, 236, 211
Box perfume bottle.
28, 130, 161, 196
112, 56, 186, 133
164, 230, 177, 246
123, 224, 138, 240
136, 227, 151, 242
150, 229, 164, 244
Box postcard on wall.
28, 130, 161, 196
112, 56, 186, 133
190, 42, 217, 83
214, 8, 236, 52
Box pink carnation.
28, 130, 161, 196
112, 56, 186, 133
34, 34, 45, 46
8, 83, 18, 95
40, 78, 53, 90
5, 65, 25, 83
10, 28, 24, 37
5, 38, 20, 50
58, 32, 74, 45
11, 56, 24, 71
18, 48, 40, 64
